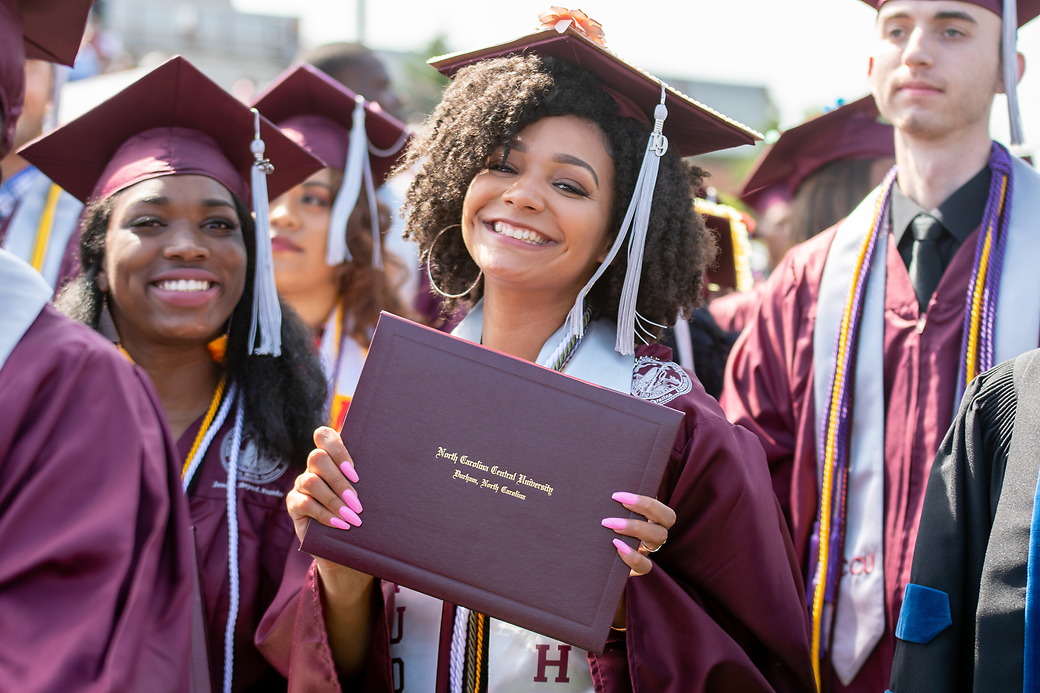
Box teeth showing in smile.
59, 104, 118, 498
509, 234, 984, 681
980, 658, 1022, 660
493, 221, 550, 245
155, 279, 213, 292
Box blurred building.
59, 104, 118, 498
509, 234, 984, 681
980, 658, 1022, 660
97, 0, 298, 89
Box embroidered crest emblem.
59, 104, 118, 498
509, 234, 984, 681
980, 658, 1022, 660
632, 356, 692, 405
219, 434, 289, 486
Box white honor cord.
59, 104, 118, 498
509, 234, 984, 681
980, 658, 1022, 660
448, 606, 469, 693
181, 383, 238, 493
222, 400, 245, 693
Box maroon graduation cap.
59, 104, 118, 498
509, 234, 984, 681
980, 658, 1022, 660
741, 95, 894, 211
429, 21, 761, 158
251, 62, 409, 186
19, 55, 322, 204
856, 0, 1040, 25
697, 199, 754, 295
0, 0, 94, 157
251, 62, 411, 267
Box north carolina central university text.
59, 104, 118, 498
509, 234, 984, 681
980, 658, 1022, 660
436, 446, 555, 498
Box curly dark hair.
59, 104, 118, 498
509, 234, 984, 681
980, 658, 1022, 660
397, 54, 716, 341
56, 191, 327, 469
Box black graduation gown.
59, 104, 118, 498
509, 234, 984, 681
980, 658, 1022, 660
889, 348, 1040, 692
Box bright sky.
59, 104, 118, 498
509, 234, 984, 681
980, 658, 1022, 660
235, 0, 1040, 144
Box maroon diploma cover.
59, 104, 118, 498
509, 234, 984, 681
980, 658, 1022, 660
300, 313, 683, 653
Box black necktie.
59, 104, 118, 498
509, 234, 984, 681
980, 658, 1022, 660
908, 214, 945, 312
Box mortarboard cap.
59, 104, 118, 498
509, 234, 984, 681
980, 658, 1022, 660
21, 55, 323, 357
696, 198, 755, 296
742, 95, 894, 210
427, 8, 761, 355
20, 55, 321, 204
1, 0, 94, 157
429, 17, 760, 158
251, 62, 408, 186
857, 0, 1040, 26
251, 63, 411, 267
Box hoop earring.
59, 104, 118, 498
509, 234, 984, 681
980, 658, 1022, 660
426, 224, 482, 299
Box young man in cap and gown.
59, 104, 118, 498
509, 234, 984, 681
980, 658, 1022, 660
721, 1, 1040, 691
0, 0, 197, 690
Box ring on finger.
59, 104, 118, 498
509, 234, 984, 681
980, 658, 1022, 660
639, 539, 665, 553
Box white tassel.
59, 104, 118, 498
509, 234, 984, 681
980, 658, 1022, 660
328, 97, 369, 265
248, 108, 282, 356
563, 83, 670, 355
1004, 0, 1025, 147
361, 149, 383, 270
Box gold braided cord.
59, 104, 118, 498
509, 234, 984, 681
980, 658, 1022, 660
181, 374, 228, 479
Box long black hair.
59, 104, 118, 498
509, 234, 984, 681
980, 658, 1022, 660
57, 189, 327, 468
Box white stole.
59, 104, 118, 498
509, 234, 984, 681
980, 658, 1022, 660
0, 249, 53, 372
317, 305, 368, 428
813, 186, 888, 685
991, 157, 1040, 370
813, 155, 1040, 684
453, 301, 634, 394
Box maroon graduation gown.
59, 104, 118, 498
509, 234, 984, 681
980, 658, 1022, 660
721, 224, 981, 692
184, 414, 392, 691
589, 345, 813, 692
0, 304, 196, 692
359, 343, 814, 692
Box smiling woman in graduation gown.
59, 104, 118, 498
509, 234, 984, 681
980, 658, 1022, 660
284, 11, 815, 693
19, 56, 390, 691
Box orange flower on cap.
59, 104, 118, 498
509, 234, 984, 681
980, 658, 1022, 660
537, 7, 606, 46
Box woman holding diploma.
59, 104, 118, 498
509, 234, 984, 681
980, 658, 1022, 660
288, 9, 814, 692
24, 57, 382, 691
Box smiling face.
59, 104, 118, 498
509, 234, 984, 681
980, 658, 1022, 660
461, 115, 616, 307
97, 174, 247, 351
868, 0, 1003, 141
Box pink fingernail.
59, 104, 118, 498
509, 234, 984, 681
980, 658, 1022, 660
342, 488, 364, 514
340, 461, 360, 484
601, 518, 627, 530
612, 538, 633, 555
330, 516, 351, 530
612, 492, 640, 506
339, 505, 363, 527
